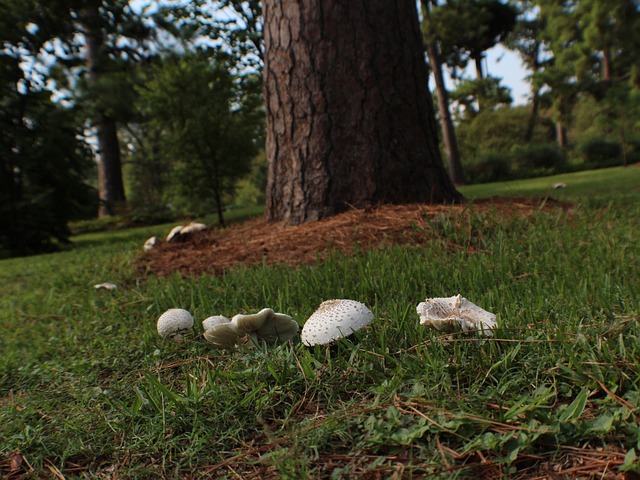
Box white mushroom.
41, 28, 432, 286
180, 222, 207, 235
202, 315, 231, 331
233, 308, 299, 343
143, 236, 158, 252
203, 321, 241, 349
157, 308, 194, 343
93, 282, 118, 291
166, 225, 184, 242
203, 308, 299, 348
301, 299, 374, 346
416, 294, 497, 335
553, 182, 567, 189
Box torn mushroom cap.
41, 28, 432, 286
166, 225, 184, 242
416, 294, 497, 335
157, 308, 194, 342
233, 308, 299, 343
301, 299, 374, 346
180, 222, 207, 235
203, 322, 241, 349
202, 315, 231, 331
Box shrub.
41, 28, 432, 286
512, 144, 568, 177
464, 152, 512, 184
576, 138, 623, 169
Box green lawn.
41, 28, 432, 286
1, 166, 640, 478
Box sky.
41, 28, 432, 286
483, 46, 530, 105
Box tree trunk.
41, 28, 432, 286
421, 0, 465, 185
524, 88, 540, 143
555, 120, 567, 149
81, 3, 126, 217
263, 0, 462, 225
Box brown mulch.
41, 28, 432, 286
139, 197, 571, 278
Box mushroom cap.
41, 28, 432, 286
416, 294, 497, 335
203, 322, 241, 349
202, 315, 231, 331
166, 225, 184, 242
157, 308, 194, 339
301, 299, 374, 346
232, 308, 275, 334
180, 222, 207, 235
254, 312, 299, 343
143, 236, 158, 252
94, 282, 118, 291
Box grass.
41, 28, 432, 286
1, 166, 640, 478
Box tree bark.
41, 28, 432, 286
263, 0, 462, 225
421, 0, 465, 185
81, 3, 126, 217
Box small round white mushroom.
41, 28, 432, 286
143, 236, 158, 252
202, 315, 231, 331
300, 299, 374, 346
416, 294, 497, 335
157, 308, 194, 343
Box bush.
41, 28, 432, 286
464, 152, 512, 184
576, 138, 623, 169
512, 144, 568, 177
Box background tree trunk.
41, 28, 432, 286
421, 0, 465, 185
81, 2, 126, 217
263, 0, 461, 225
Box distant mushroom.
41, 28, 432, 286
553, 182, 567, 189
93, 282, 118, 291
166, 222, 207, 243
416, 294, 497, 335
143, 236, 158, 252
166, 225, 184, 242
203, 308, 299, 348
180, 222, 207, 235
300, 299, 374, 346
157, 308, 194, 343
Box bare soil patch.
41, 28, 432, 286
139, 197, 570, 278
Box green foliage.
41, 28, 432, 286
134, 52, 263, 224
463, 151, 512, 184
512, 143, 567, 177
575, 137, 624, 169
429, 0, 518, 73
457, 105, 554, 159
0, 58, 96, 258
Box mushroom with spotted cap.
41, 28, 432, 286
301, 299, 374, 346
157, 308, 194, 343
416, 294, 497, 335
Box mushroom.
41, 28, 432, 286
93, 282, 118, 291
180, 222, 207, 235
202, 315, 231, 331
157, 308, 194, 343
203, 308, 299, 348
143, 236, 158, 252
203, 321, 241, 349
416, 294, 497, 335
300, 299, 374, 346
166, 225, 184, 242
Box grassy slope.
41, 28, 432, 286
1, 166, 640, 478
